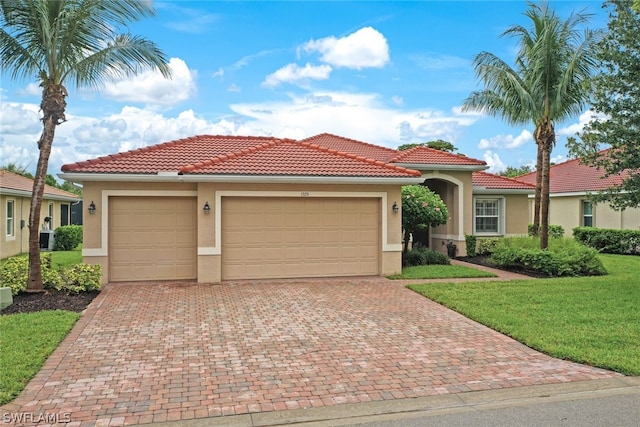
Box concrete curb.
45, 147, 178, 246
156, 377, 640, 426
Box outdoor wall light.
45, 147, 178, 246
203, 201, 211, 214
88, 201, 96, 215
392, 201, 399, 213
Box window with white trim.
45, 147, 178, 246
6, 200, 15, 237
474, 198, 501, 234
582, 201, 593, 227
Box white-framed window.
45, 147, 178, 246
582, 201, 593, 227
474, 197, 503, 235
6, 199, 15, 237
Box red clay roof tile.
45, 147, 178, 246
472, 171, 535, 190
0, 170, 80, 199
517, 152, 629, 193
389, 146, 487, 166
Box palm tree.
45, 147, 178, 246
462, 2, 597, 249
0, 0, 171, 292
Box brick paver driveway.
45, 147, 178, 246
2, 278, 618, 425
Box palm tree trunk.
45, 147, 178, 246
27, 119, 56, 292
533, 142, 543, 236
540, 142, 551, 250
27, 83, 67, 292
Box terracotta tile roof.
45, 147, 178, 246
0, 170, 80, 199
517, 152, 629, 193
389, 146, 487, 166
300, 133, 398, 162
472, 171, 535, 190
62, 134, 421, 178
181, 139, 421, 177
61, 135, 279, 174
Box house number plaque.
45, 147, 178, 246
300, 192, 310, 197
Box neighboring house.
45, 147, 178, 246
60, 133, 534, 284
518, 153, 640, 235
0, 170, 81, 259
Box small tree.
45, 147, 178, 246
401, 186, 449, 253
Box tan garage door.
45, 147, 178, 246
109, 197, 197, 281
222, 197, 379, 280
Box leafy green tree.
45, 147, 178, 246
397, 140, 458, 152
569, 1, 640, 210
1, 163, 33, 178
462, 2, 597, 249
0, 0, 171, 292
401, 186, 449, 253
499, 165, 533, 178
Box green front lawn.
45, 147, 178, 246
0, 248, 82, 269
388, 263, 498, 280
0, 310, 80, 404
409, 254, 640, 375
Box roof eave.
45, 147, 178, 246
474, 188, 535, 195
59, 172, 425, 185
0, 188, 80, 201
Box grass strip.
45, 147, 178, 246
0, 310, 80, 404
408, 254, 640, 375
388, 263, 498, 280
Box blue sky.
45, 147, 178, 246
0, 0, 607, 178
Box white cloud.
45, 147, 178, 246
100, 58, 197, 106
301, 27, 389, 70
227, 83, 241, 92
0, 103, 42, 134
16, 82, 41, 97
212, 68, 224, 79
483, 151, 506, 173
557, 110, 607, 136
262, 63, 332, 88
392, 96, 403, 106
478, 129, 532, 150
409, 53, 469, 70
230, 90, 479, 148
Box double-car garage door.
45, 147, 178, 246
109, 196, 380, 282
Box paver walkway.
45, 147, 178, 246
1, 273, 618, 426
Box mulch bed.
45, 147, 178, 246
1, 290, 100, 315
457, 255, 548, 278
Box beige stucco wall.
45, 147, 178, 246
82, 180, 403, 284
528, 195, 640, 236
504, 194, 530, 236
423, 171, 474, 257
1, 194, 75, 259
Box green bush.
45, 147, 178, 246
59, 264, 102, 293
573, 227, 640, 255
0, 254, 100, 295
528, 224, 565, 238
403, 247, 450, 267
0, 254, 62, 295
476, 238, 501, 256
489, 237, 607, 277
464, 234, 477, 257
53, 225, 83, 251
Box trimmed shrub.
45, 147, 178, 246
0, 254, 62, 295
59, 264, 102, 293
573, 227, 640, 255
528, 224, 565, 238
403, 247, 450, 267
489, 237, 606, 277
53, 225, 83, 251
464, 234, 477, 257
476, 237, 501, 256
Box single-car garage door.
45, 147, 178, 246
222, 197, 379, 280
109, 197, 197, 281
